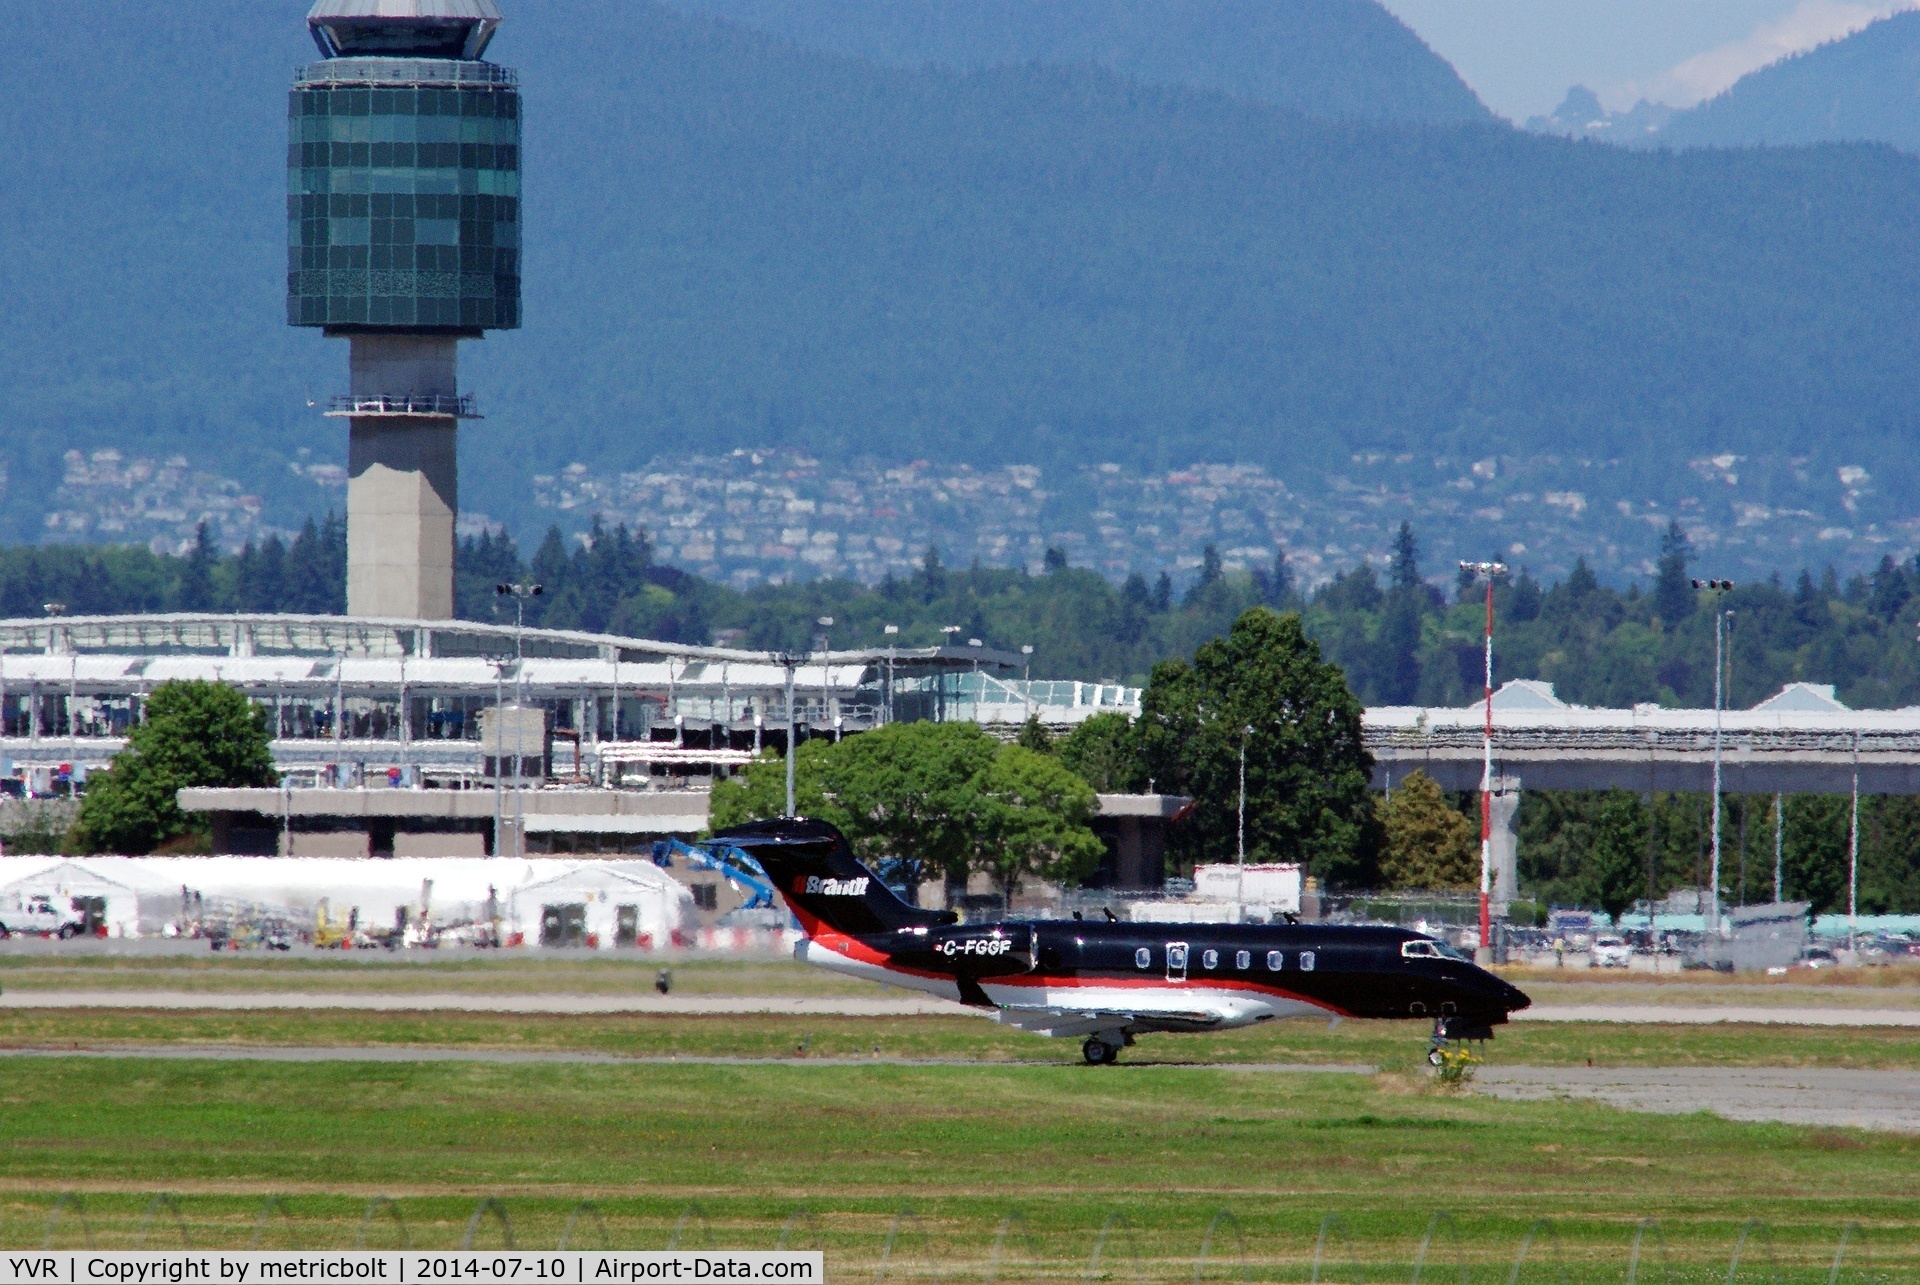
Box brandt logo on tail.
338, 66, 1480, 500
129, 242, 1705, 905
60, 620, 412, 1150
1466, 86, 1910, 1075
801, 875, 870, 896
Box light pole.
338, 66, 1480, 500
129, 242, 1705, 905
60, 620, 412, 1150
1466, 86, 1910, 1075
1458, 561, 1506, 963
940, 625, 961, 722
1237, 724, 1253, 909
1773, 792, 1785, 904
43, 602, 66, 786
1850, 731, 1860, 949
816, 616, 834, 741
491, 659, 506, 856
495, 583, 542, 861
781, 652, 799, 817
1693, 579, 1733, 933
1021, 644, 1034, 722
496, 582, 543, 658
883, 624, 899, 725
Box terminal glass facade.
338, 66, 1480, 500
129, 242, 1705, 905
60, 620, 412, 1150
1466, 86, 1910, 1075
287, 68, 521, 331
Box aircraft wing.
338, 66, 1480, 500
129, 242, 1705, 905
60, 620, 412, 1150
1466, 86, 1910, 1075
989, 1004, 1225, 1039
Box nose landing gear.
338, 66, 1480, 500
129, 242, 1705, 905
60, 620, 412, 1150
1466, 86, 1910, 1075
1427, 1015, 1495, 1066
1082, 1033, 1130, 1065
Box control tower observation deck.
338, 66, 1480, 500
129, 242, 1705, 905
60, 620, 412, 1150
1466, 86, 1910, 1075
287, 0, 521, 619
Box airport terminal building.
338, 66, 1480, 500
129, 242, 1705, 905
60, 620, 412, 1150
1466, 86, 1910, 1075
0, 612, 1156, 868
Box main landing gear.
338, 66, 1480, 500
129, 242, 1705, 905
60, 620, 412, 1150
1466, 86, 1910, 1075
1082, 1034, 1130, 1065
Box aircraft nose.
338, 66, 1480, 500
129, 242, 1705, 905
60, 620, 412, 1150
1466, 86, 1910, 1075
1465, 963, 1530, 1013
1498, 977, 1532, 1012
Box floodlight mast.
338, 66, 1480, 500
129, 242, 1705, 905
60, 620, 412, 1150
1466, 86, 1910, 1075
817, 617, 834, 742
1692, 578, 1734, 933
780, 653, 799, 817
1459, 561, 1507, 963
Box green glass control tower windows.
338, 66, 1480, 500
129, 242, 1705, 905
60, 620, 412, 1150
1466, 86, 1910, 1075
288, 78, 520, 332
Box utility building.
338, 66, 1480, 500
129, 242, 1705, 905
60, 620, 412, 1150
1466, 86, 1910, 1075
288, 0, 521, 619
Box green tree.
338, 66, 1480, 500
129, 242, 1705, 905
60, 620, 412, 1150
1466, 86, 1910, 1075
707, 738, 840, 832
1138, 608, 1378, 887
708, 722, 1001, 889
1014, 714, 1054, 754
77, 680, 278, 854
1377, 771, 1476, 890
966, 745, 1105, 901
1579, 791, 1650, 919
1376, 521, 1425, 703
826, 722, 1002, 884
1653, 519, 1695, 626
1783, 794, 1852, 914
1057, 711, 1144, 792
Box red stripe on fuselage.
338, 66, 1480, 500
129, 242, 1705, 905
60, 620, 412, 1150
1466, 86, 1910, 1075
787, 914, 1363, 1017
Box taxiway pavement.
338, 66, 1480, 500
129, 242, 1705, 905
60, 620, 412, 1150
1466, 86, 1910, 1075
6, 989, 1920, 1025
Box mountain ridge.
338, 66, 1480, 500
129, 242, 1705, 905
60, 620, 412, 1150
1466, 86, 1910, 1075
1, 1, 1919, 574
1530, 11, 1920, 153
660, 0, 1490, 124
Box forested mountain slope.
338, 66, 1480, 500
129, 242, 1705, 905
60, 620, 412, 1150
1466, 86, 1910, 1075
662, 0, 1489, 123
3, 2, 1920, 546
1660, 11, 1920, 152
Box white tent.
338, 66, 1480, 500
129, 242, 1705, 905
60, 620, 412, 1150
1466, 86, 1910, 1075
510, 862, 693, 949
0, 855, 695, 945
0, 861, 151, 938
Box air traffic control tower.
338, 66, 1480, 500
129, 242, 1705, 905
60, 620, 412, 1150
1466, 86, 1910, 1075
288, 0, 520, 619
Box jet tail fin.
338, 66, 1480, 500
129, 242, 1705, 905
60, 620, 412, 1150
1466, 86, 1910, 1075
711, 817, 955, 937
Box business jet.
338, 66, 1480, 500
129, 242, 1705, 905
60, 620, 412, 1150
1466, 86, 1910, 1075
713, 818, 1532, 1065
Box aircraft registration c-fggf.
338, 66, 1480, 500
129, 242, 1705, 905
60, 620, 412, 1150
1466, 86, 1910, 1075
713, 818, 1532, 1065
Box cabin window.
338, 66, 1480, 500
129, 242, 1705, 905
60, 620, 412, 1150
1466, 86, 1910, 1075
1134, 947, 1151, 969
1202, 949, 1218, 969
1401, 939, 1443, 959
1236, 950, 1251, 970
1266, 950, 1282, 970
1300, 950, 1316, 971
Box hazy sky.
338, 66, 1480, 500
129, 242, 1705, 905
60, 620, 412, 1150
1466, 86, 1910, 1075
1381, 0, 1919, 121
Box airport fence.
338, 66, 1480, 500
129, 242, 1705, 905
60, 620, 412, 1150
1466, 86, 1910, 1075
1, 1194, 1903, 1283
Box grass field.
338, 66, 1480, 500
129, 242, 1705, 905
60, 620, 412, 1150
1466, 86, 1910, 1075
0, 954, 878, 997
7, 1007, 1920, 1070
4, 958, 1918, 1277
0, 1049, 1912, 1280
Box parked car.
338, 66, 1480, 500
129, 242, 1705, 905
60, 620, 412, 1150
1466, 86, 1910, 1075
1591, 935, 1633, 968
0, 894, 87, 939
1794, 946, 1838, 970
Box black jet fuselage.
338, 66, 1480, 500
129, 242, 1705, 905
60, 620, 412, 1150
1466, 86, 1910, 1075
714, 818, 1531, 1059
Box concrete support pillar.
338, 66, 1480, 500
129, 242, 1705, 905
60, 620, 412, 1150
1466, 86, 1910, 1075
1490, 774, 1522, 905
346, 335, 459, 619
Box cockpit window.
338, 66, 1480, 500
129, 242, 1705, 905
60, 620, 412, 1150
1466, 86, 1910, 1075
1402, 938, 1466, 960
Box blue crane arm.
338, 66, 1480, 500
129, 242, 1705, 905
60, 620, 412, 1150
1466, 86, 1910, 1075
651, 837, 777, 910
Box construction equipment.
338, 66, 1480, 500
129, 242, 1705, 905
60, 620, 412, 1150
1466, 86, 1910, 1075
651, 837, 777, 911
312, 897, 353, 950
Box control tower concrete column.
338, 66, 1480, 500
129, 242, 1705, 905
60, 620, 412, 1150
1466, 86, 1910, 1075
345, 336, 460, 618
287, 0, 520, 620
